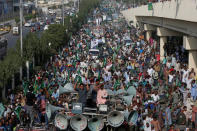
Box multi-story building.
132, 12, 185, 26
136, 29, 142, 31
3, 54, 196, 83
0, 0, 15, 16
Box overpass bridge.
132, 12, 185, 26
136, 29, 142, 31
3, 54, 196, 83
121, 0, 197, 70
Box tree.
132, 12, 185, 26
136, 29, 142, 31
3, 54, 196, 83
0, 49, 21, 101
45, 24, 67, 50
23, 32, 39, 61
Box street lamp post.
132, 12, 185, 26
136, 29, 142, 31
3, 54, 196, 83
19, 0, 23, 81
62, 0, 65, 26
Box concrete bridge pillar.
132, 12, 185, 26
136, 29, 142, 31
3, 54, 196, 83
146, 31, 152, 41
157, 27, 182, 61
159, 36, 167, 60
144, 24, 156, 41
183, 36, 197, 71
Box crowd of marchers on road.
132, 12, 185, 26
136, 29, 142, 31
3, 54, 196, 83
0, 0, 197, 131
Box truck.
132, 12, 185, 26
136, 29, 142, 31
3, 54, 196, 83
12, 26, 19, 35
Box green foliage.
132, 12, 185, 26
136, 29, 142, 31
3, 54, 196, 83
23, 32, 39, 61
64, 0, 100, 34
15, 17, 20, 24
0, 48, 21, 87
45, 24, 66, 50
24, 14, 36, 21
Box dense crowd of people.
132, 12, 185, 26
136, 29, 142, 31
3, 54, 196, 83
0, 0, 197, 131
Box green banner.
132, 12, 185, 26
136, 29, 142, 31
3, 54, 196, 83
148, 2, 153, 10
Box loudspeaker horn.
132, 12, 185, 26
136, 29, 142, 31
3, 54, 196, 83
55, 114, 68, 130
127, 86, 136, 96
70, 114, 87, 131
46, 104, 64, 120
122, 95, 133, 106
59, 83, 75, 94
127, 111, 139, 125
107, 111, 124, 127
106, 89, 115, 96
115, 89, 127, 95
123, 110, 130, 122
88, 117, 104, 131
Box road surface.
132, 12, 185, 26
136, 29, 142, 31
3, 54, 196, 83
4, 26, 31, 49
3, 15, 56, 49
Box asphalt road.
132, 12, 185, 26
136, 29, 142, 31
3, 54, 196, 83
4, 26, 31, 49
3, 14, 56, 49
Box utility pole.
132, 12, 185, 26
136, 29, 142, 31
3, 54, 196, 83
2, 3, 4, 22
35, 0, 38, 8
20, 0, 23, 81
62, 0, 64, 26
78, 0, 80, 12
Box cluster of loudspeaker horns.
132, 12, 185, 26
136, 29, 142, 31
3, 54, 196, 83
54, 110, 126, 131
50, 83, 137, 130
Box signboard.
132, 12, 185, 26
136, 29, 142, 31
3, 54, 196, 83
148, 2, 153, 10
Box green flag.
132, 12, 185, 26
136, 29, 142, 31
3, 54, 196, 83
22, 81, 28, 96
103, 58, 107, 67
33, 80, 39, 94
98, 71, 101, 80
77, 68, 81, 75
53, 66, 57, 74
48, 88, 53, 95
116, 45, 121, 52
0, 103, 5, 117
73, 60, 76, 67
41, 81, 45, 89
76, 75, 82, 84
15, 106, 21, 120
114, 80, 120, 90
148, 2, 153, 10
67, 71, 70, 82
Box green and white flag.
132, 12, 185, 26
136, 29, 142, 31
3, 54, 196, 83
103, 58, 107, 67
33, 80, 39, 94
22, 81, 28, 96
148, 2, 153, 10
67, 71, 71, 82
114, 80, 121, 90
0, 103, 5, 118
15, 106, 21, 120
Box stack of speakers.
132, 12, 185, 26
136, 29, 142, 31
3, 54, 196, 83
54, 110, 136, 131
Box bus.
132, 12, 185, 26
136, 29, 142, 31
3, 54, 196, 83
0, 37, 8, 60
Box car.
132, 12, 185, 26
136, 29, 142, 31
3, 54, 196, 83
124, 39, 132, 46
89, 49, 99, 59
44, 25, 49, 30
106, 16, 112, 21
56, 20, 60, 24
24, 22, 31, 27
48, 9, 55, 15
31, 23, 36, 27
39, 21, 44, 26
